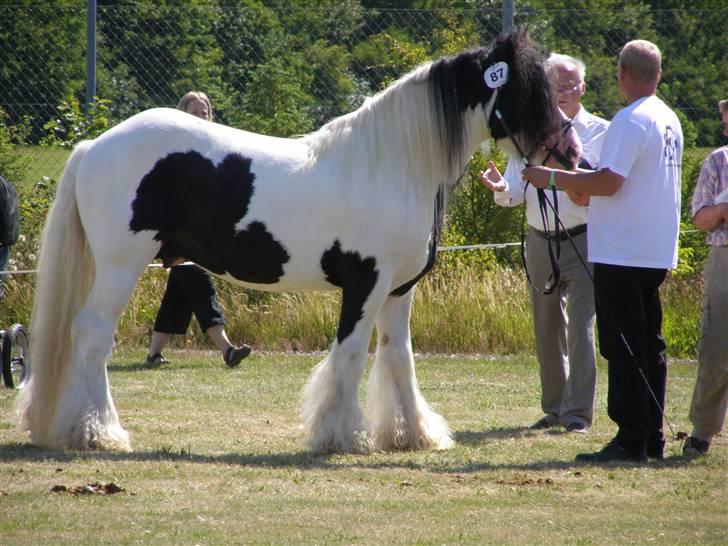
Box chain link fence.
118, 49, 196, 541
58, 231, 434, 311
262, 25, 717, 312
0, 4, 725, 189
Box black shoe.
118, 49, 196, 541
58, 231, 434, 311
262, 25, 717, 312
146, 353, 169, 364
575, 438, 647, 463
565, 422, 588, 434
647, 440, 665, 460
683, 436, 710, 456
530, 416, 558, 430
224, 345, 251, 368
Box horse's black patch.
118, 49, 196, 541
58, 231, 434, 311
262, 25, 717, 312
320, 240, 378, 343
129, 151, 290, 283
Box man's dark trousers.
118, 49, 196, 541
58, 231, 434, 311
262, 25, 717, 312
593, 263, 668, 455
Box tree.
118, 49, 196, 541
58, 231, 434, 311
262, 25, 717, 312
0, 1, 85, 142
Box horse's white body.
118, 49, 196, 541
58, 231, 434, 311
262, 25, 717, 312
18, 30, 559, 453
79, 111, 430, 292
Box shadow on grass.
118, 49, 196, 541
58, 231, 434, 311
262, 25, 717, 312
0, 440, 696, 473
454, 426, 533, 444
106, 359, 212, 372
106, 362, 162, 372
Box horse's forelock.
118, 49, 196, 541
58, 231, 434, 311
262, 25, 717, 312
490, 28, 561, 154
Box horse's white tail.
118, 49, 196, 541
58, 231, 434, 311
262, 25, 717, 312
16, 140, 96, 447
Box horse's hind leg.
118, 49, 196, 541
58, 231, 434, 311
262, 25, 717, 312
49, 263, 147, 450
368, 288, 453, 451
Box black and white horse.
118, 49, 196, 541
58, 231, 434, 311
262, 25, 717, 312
18, 28, 563, 453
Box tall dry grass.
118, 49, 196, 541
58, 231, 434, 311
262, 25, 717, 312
0, 259, 701, 357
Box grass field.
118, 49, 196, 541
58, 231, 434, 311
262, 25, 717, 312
13, 145, 70, 188
1, 350, 725, 545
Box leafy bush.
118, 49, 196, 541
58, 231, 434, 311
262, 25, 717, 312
41, 95, 111, 148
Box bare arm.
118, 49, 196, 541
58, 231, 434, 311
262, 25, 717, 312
521, 166, 625, 197
565, 189, 590, 206
693, 203, 728, 232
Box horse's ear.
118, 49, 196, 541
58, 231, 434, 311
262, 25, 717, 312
512, 26, 532, 49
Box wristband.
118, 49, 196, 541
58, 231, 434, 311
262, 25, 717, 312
549, 171, 556, 189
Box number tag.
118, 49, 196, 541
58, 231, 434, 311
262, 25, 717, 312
483, 62, 509, 89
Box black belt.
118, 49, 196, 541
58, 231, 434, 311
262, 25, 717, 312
532, 224, 586, 241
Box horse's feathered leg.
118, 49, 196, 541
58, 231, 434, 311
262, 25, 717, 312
368, 288, 453, 451
302, 265, 392, 454
48, 263, 148, 450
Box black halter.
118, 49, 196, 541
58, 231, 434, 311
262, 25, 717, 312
492, 108, 573, 295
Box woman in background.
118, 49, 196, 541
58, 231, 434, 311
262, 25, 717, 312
147, 91, 251, 368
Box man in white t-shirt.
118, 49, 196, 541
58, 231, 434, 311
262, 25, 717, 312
480, 54, 607, 434
523, 40, 683, 463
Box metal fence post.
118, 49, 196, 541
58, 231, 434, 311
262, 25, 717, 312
502, 0, 514, 33
86, 0, 97, 113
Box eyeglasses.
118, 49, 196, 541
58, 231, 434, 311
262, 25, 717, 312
556, 82, 582, 95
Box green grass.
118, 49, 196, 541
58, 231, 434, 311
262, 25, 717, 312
12, 145, 70, 188
1, 351, 725, 544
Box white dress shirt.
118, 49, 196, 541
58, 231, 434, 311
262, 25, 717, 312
571, 105, 609, 169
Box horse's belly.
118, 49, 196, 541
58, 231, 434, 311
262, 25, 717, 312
218, 272, 335, 293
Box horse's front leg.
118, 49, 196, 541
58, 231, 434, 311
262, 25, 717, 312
368, 288, 453, 451
301, 264, 392, 454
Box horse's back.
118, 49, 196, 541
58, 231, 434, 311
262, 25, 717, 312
74, 107, 310, 241
83, 108, 308, 172
72, 107, 431, 293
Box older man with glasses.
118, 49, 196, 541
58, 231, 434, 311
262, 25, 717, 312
547, 53, 609, 170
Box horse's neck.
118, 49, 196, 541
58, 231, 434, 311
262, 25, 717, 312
307, 70, 488, 197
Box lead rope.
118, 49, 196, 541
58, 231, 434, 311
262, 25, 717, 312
520, 178, 561, 295
493, 109, 562, 294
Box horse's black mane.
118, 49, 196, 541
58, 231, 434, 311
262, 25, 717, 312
428, 27, 561, 168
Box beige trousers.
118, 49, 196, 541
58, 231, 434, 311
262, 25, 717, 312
689, 245, 728, 440
526, 227, 596, 427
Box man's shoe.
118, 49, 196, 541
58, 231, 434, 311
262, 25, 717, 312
565, 422, 588, 434
575, 438, 647, 463
530, 416, 558, 430
224, 345, 251, 368
683, 436, 710, 456
146, 353, 169, 364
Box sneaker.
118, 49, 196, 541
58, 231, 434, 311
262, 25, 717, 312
565, 422, 588, 434
224, 345, 251, 368
146, 353, 169, 364
683, 436, 710, 456
530, 416, 558, 430
575, 438, 647, 463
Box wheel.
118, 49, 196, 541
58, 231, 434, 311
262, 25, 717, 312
2, 324, 29, 389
